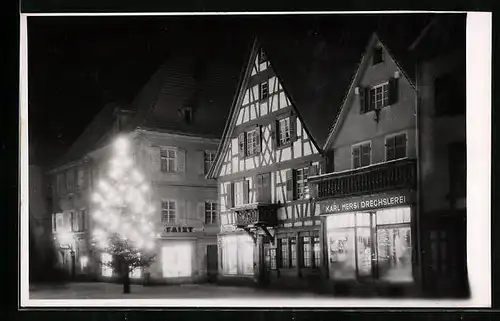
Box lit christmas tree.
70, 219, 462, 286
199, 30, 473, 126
90, 136, 156, 294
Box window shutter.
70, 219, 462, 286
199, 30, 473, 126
238, 132, 246, 158
364, 87, 372, 112
63, 213, 71, 232
325, 150, 335, 173
271, 121, 278, 149
177, 200, 185, 225
389, 77, 399, 105
243, 180, 250, 204
52, 214, 57, 233
290, 113, 298, 142
227, 183, 234, 208
151, 146, 161, 172
359, 86, 366, 114
255, 125, 262, 154
197, 151, 205, 175
286, 169, 296, 201
177, 149, 186, 172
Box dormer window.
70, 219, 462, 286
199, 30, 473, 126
372, 46, 384, 65
179, 107, 193, 124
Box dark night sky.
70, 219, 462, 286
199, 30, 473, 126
27, 14, 437, 167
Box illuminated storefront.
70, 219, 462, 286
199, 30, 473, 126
161, 241, 194, 278
320, 191, 417, 290
219, 233, 254, 276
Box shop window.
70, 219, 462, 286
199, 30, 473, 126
101, 253, 113, 277
279, 238, 289, 268
269, 248, 277, 270
326, 208, 413, 283
290, 238, 297, 268
313, 236, 321, 268
220, 234, 254, 275
302, 236, 312, 268
162, 242, 193, 277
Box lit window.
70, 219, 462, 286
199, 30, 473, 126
161, 148, 177, 172
101, 253, 113, 277
296, 167, 310, 200
313, 236, 321, 268
369, 82, 389, 111
234, 181, 248, 207
205, 201, 218, 224
221, 234, 254, 275
161, 200, 176, 224
353, 142, 371, 169
290, 238, 297, 268
269, 248, 277, 270
385, 133, 407, 161
80, 256, 89, 271
259, 81, 269, 101
279, 238, 289, 268
302, 236, 311, 268
162, 242, 193, 277
66, 169, 75, 191
204, 151, 216, 175
278, 117, 292, 146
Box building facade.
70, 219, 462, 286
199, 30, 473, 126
48, 54, 240, 284
207, 41, 325, 289
309, 34, 420, 296
416, 37, 467, 297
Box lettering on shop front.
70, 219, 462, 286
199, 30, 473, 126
323, 194, 409, 213
164, 226, 194, 233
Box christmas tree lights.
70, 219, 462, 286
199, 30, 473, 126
91, 136, 156, 293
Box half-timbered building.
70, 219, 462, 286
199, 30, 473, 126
206, 36, 362, 289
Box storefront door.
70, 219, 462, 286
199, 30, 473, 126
206, 244, 218, 282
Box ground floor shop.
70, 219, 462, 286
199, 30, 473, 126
60, 232, 219, 284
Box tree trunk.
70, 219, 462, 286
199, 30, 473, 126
122, 262, 131, 294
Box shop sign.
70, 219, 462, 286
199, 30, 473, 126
164, 226, 203, 233
321, 192, 412, 214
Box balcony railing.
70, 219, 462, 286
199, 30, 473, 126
308, 158, 417, 200
233, 203, 279, 228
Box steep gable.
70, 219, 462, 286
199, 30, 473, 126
207, 38, 323, 179
324, 33, 417, 153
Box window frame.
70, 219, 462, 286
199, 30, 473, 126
259, 80, 269, 101
385, 132, 408, 162
161, 200, 177, 224
204, 201, 218, 224
369, 81, 390, 111
277, 116, 292, 147
203, 151, 216, 175
351, 140, 372, 169
160, 148, 177, 172
246, 129, 259, 157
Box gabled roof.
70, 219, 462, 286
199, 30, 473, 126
323, 14, 465, 151
52, 51, 244, 171
323, 32, 417, 151
207, 32, 367, 179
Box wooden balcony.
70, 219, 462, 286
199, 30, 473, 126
308, 158, 417, 200
233, 203, 279, 228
